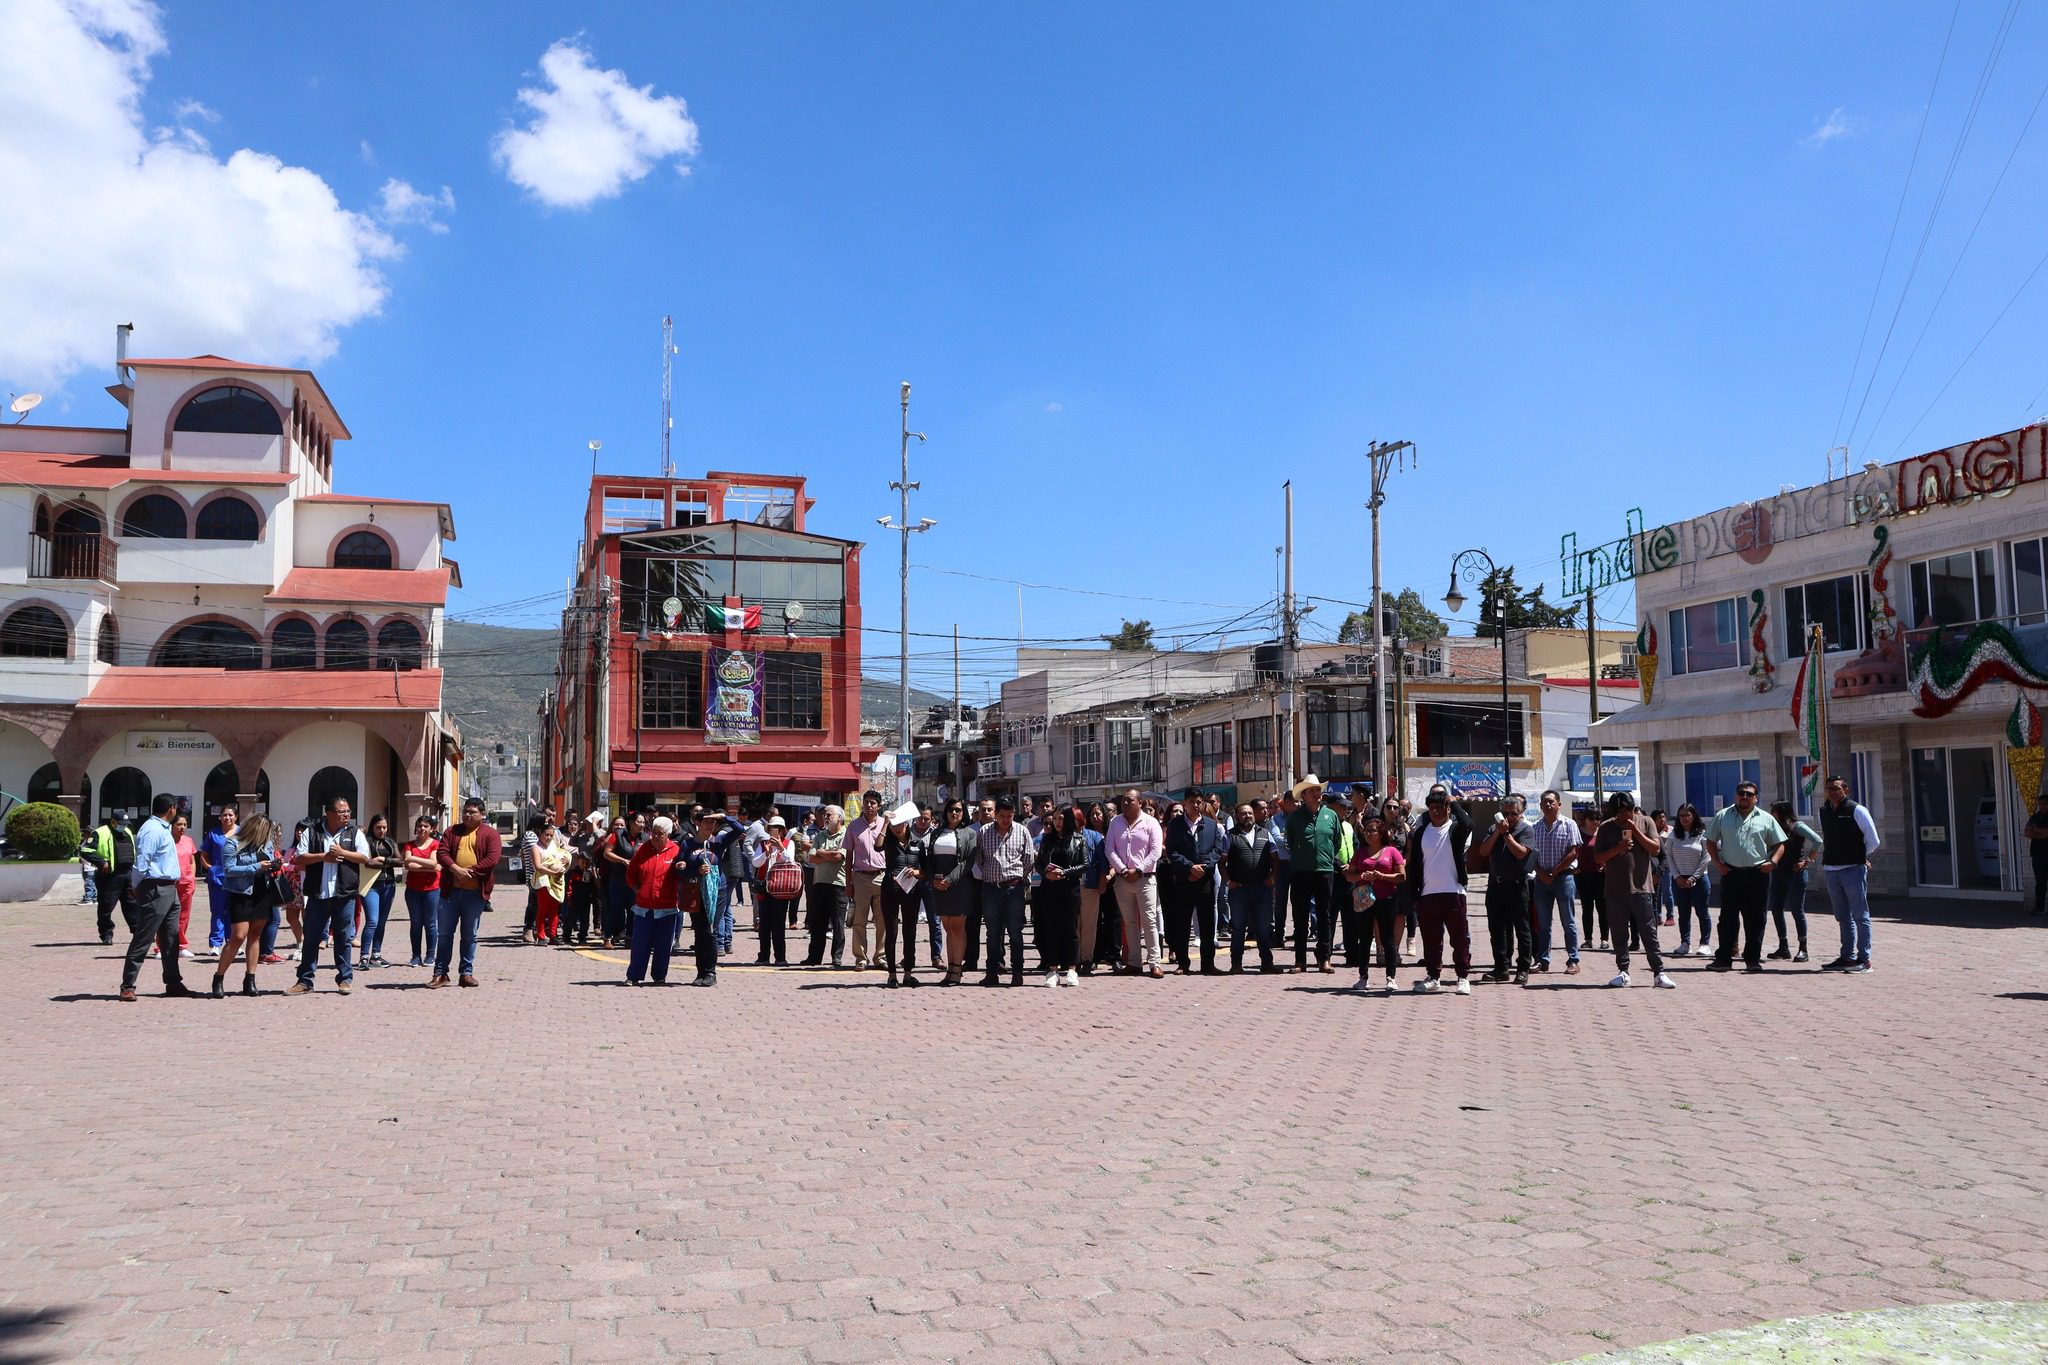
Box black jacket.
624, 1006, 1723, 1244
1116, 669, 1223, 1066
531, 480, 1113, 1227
1403, 806, 1473, 897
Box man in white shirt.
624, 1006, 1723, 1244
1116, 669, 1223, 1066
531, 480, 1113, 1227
289, 794, 372, 995
1818, 774, 1884, 973
1402, 785, 1474, 995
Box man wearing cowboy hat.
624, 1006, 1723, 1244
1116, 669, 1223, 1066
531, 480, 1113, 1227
1283, 774, 1344, 973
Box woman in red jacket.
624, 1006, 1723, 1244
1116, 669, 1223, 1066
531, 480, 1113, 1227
625, 815, 687, 985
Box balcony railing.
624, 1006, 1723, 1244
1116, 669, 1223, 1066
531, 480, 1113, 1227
29, 530, 117, 582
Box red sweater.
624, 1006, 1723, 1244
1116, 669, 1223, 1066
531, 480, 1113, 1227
436, 822, 503, 897
627, 839, 685, 909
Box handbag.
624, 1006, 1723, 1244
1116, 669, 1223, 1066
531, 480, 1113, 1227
765, 846, 803, 900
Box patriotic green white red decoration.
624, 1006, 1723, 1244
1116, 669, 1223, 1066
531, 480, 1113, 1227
1635, 620, 1659, 705
1907, 620, 2048, 718
2009, 694, 2046, 805
1747, 588, 1775, 693
1789, 628, 1824, 796
703, 603, 762, 632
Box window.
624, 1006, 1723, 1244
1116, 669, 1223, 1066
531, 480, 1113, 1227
195, 496, 260, 541
1070, 722, 1103, 785
270, 619, 316, 670
0, 605, 67, 658
1106, 719, 1154, 785
2010, 535, 2048, 627
724, 484, 797, 528
120, 494, 186, 540
1413, 697, 1525, 759
674, 497, 709, 527
1909, 548, 1998, 630
96, 614, 119, 664
1189, 722, 1233, 786
1778, 750, 1881, 820
173, 385, 282, 435
1308, 698, 1374, 779
641, 650, 704, 729
377, 619, 424, 670
307, 766, 357, 821
1667, 597, 1749, 676
333, 531, 393, 570
157, 621, 261, 669
763, 651, 824, 729
601, 493, 665, 534
1238, 716, 1277, 784
99, 766, 152, 824
323, 619, 370, 669
1783, 574, 1870, 656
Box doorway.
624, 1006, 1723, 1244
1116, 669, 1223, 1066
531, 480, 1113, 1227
1911, 745, 2004, 891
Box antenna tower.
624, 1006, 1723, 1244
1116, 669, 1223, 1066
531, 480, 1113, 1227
661, 315, 677, 479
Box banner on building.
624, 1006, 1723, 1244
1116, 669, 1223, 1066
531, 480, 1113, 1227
1434, 761, 1505, 798
705, 649, 764, 745
127, 731, 221, 757
1566, 753, 1639, 792
704, 603, 763, 632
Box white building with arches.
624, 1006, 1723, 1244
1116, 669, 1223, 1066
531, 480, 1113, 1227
0, 353, 462, 831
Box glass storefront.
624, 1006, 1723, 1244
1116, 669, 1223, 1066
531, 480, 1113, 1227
1911, 744, 2005, 891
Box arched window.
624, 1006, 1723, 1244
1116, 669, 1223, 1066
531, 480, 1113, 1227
195, 496, 260, 541
120, 494, 187, 540
270, 619, 316, 670
0, 605, 68, 659
156, 620, 262, 670
377, 619, 424, 671
28, 763, 84, 817
173, 385, 282, 435
96, 615, 121, 665
307, 766, 357, 823
324, 618, 370, 670
99, 766, 152, 824
333, 530, 393, 570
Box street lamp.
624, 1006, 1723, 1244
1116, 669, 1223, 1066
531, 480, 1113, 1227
879, 381, 932, 755
1445, 548, 1514, 803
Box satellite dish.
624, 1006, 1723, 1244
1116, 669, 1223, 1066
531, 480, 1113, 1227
9, 393, 41, 423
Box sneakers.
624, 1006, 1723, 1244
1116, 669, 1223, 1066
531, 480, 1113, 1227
1608, 971, 1631, 988
287, 981, 312, 994
1820, 957, 1850, 972
1453, 978, 1471, 996
1512, 970, 1529, 987
1674, 944, 1691, 957
259, 953, 284, 965
1063, 969, 1079, 987
1653, 972, 1676, 989
1415, 977, 1441, 994
1045, 972, 1061, 988
1845, 958, 1871, 973
178, 948, 195, 958
1382, 976, 1397, 995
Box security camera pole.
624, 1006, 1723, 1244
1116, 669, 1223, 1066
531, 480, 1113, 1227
879, 382, 935, 754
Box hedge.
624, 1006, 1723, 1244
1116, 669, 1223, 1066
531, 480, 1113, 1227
5, 802, 82, 861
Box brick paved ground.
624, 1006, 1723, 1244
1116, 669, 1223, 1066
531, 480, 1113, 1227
1, 887, 2045, 1364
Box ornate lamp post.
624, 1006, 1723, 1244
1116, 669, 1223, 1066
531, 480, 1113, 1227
1444, 548, 1515, 802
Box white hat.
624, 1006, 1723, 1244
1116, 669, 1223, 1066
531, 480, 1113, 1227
766, 814, 787, 829
1290, 773, 1325, 800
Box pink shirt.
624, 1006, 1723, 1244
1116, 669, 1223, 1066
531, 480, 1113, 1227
1105, 813, 1163, 874
175, 834, 197, 893
845, 815, 887, 873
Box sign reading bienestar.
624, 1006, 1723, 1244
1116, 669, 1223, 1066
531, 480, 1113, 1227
126, 732, 221, 757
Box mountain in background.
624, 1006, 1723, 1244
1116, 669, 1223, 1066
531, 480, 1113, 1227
441, 622, 951, 754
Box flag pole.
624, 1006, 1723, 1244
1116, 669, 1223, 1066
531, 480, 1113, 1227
1812, 624, 1828, 799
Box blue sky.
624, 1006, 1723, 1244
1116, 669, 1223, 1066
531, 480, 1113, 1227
9, 1, 2048, 701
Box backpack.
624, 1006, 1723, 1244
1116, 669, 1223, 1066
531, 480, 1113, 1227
764, 841, 803, 899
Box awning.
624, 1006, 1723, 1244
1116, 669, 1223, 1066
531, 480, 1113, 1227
608, 759, 867, 795
1590, 686, 1787, 745
80, 666, 443, 711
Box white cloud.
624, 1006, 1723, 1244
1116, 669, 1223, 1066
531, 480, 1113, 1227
1043, 401, 1064, 414
376, 178, 455, 234
0, 0, 432, 395
1802, 107, 1859, 148
492, 38, 699, 208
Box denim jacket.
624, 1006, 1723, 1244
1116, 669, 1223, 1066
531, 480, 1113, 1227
221, 840, 276, 894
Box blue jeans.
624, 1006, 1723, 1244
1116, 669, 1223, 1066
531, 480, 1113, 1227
435, 888, 487, 977
206, 883, 230, 949
628, 906, 679, 983
360, 882, 395, 958
1531, 875, 1580, 963
1824, 864, 1871, 962
296, 895, 356, 985
979, 880, 1027, 975
406, 886, 441, 962
1227, 882, 1273, 967
714, 877, 736, 954
1656, 865, 1676, 916
1674, 874, 1713, 949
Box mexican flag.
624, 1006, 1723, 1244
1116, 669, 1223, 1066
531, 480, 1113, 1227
704, 603, 762, 632
1789, 630, 1824, 796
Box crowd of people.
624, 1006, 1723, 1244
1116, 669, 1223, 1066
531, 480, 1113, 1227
91, 763, 1973, 1000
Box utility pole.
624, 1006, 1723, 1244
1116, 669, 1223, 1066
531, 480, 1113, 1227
878, 381, 934, 755
1365, 438, 1415, 800
1282, 481, 1298, 786
660, 316, 677, 479
1586, 585, 1605, 811
952, 624, 963, 804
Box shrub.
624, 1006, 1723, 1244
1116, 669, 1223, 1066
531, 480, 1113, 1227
5, 801, 82, 861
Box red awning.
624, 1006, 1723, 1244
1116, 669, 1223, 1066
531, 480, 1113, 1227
608, 759, 867, 795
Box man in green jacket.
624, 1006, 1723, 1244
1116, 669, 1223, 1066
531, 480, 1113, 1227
1284, 775, 1344, 973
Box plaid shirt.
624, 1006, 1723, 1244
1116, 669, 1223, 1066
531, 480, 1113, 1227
1526, 816, 1579, 874
975, 819, 1037, 883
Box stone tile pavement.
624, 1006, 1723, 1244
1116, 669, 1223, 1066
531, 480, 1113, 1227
2, 887, 2045, 1362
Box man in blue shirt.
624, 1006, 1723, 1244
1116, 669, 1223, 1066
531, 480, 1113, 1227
197, 805, 237, 958
119, 794, 193, 1001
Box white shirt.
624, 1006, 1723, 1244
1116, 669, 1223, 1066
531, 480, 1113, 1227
1419, 820, 1459, 897
296, 820, 371, 902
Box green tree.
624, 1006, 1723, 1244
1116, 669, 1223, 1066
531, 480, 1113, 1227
1103, 618, 1155, 651
1474, 567, 1578, 638
1337, 588, 1447, 643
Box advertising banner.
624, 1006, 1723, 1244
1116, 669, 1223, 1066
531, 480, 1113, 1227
1566, 753, 1639, 792
1434, 761, 1505, 798
705, 649, 764, 745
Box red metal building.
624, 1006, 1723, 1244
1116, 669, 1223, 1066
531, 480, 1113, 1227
542, 471, 877, 815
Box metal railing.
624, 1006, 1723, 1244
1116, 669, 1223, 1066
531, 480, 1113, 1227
29, 530, 117, 582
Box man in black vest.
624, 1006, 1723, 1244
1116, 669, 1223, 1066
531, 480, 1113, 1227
289, 794, 372, 995
1817, 774, 1883, 973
